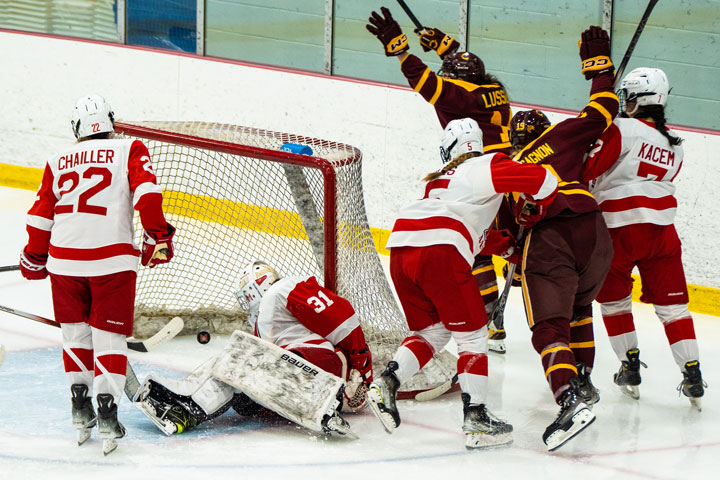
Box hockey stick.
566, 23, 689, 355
0, 304, 145, 401
0, 265, 20, 272
613, 0, 659, 86
488, 226, 525, 354
0, 344, 5, 367
414, 374, 459, 402
0, 303, 183, 353
396, 0, 424, 31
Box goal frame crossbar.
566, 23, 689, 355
115, 121, 342, 292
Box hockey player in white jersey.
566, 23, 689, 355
135, 261, 373, 437
584, 68, 706, 408
19, 94, 176, 454
366, 118, 558, 449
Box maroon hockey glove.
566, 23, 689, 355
579, 26, 613, 79
366, 7, 409, 57
513, 194, 549, 228
349, 347, 373, 385
415, 27, 460, 58
141, 223, 176, 268
19, 247, 48, 280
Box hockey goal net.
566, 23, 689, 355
115, 121, 456, 395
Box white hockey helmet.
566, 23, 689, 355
71, 94, 115, 139
440, 118, 484, 164
234, 261, 280, 310
618, 68, 670, 115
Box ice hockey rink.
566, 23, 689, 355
1, 185, 718, 480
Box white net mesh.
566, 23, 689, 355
116, 121, 455, 393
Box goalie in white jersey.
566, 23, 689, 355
584, 68, 706, 408
19, 94, 176, 454
366, 118, 558, 449
134, 261, 373, 437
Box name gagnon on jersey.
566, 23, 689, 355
281, 353, 319, 376
522, 140, 557, 164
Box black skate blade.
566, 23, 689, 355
102, 438, 118, 456
618, 384, 640, 400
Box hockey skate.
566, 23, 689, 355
572, 363, 599, 408
678, 361, 707, 410
96, 394, 126, 456
320, 387, 356, 438
488, 321, 507, 354
461, 393, 513, 449
613, 349, 646, 400
542, 387, 595, 452
70, 384, 96, 446
135, 378, 201, 435
366, 361, 401, 433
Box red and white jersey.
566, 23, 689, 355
585, 118, 683, 228
252, 275, 368, 355
385, 152, 557, 266
25, 138, 167, 276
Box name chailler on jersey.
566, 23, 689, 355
26, 138, 163, 276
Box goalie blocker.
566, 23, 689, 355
213, 330, 350, 434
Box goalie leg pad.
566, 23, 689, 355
212, 331, 345, 433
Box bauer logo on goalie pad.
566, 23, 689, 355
280, 353, 319, 376
213, 331, 344, 432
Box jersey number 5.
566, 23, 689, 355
55, 167, 112, 215
307, 290, 334, 313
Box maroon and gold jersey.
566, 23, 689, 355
400, 54, 512, 154
513, 72, 619, 219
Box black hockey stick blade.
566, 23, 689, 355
0, 302, 141, 401
396, 0, 424, 31
0, 265, 20, 272
489, 225, 525, 333
614, 0, 659, 86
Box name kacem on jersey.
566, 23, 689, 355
58, 149, 115, 170
637, 142, 675, 166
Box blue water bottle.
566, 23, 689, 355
281, 142, 313, 156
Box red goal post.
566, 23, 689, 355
115, 120, 456, 396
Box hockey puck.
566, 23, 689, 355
197, 331, 211, 344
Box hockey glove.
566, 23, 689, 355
479, 229, 519, 264
19, 247, 48, 280
349, 347, 373, 385
513, 194, 549, 228
415, 27, 460, 58
141, 223, 176, 268
579, 26, 613, 80
366, 7, 409, 57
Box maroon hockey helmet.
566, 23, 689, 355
510, 110, 551, 151
440, 51, 485, 84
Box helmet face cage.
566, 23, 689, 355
439, 52, 485, 84
510, 110, 550, 151
234, 261, 280, 310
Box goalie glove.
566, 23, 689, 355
349, 347, 373, 385
415, 27, 460, 58
366, 7, 409, 57
141, 223, 176, 268
579, 26, 613, 80
19, 247, 48, 280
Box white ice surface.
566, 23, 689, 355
1, 186, 718, 479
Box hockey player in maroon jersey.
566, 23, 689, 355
508, 26, 618, 451
19, 94, 175, 454
584, 68, 706, 408
366, 7, 514, 352
135, 261, 372, 437
366, 118, 558, 449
